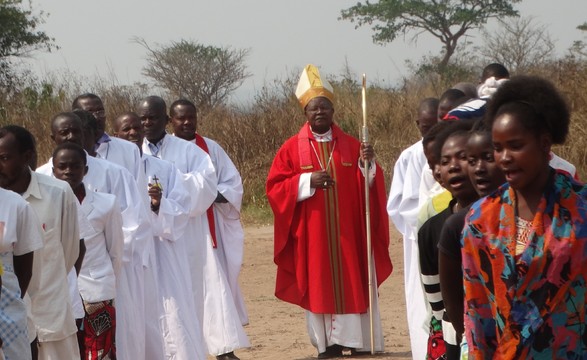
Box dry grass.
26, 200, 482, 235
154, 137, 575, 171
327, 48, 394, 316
1, 59, 586, 223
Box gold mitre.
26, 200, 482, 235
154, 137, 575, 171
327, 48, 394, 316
295, 64, 334, 109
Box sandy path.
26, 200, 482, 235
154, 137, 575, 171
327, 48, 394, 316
214, 225, 412, 360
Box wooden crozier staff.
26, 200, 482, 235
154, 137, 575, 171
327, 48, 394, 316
361, 74, 375, 355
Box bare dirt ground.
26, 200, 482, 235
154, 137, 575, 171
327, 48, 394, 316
217, 225, 411, 360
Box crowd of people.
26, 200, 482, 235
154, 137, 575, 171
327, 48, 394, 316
267, 63, 586, 359
1, 61, 586, 360
389, 64, 586, 359
0, 95, 249, 360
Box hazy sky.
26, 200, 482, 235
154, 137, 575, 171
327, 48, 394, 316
26, 0, 586, 104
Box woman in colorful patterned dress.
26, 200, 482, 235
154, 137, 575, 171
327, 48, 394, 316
461, 76, 587, 358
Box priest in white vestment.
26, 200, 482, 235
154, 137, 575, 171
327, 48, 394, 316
72, 93, 142, 180
387, 98, 438, 360
138, 96, 217, 360
169, 99, 250, 359
114, 111, 207, 359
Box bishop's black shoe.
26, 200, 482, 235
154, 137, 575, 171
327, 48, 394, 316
216, 351, 240, 360
317, 344, 344, 359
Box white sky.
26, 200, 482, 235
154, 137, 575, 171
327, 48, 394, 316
26, 0, 587, 104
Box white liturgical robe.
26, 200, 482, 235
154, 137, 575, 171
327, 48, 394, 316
142, 134, 216, 360
188, 135, 250, 355
387, 140, 429, 360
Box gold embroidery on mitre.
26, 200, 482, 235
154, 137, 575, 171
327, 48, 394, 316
295, 64, 334, 109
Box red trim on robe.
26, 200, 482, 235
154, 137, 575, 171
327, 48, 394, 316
267, 123, 392, 314
195, 133, 218, 248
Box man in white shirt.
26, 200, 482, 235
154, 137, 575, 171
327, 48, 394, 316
170, 99, 250, 360
0, 125, 80, 360
387, 98, 438, 360
0, 187, 44, 360
138, 96, 217, 360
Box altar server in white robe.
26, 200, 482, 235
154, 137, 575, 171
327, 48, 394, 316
0, 125, 80, 359
114, 111, 205, 359
138, 96, 217, 359
387, 98, 438, 360
37, 111, 157, 360
170, 101, 249, 324
72, 93, 142, 180
52, 142, 124, 358
0, 188, 43, 360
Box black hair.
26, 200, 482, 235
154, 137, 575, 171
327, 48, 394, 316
52, 142, 87, 165
433, 119, 476, 161
481, 63, 510, 82
422, 121, 450, 149
51, 112, 82, 133
418, 97, 439, 113
113, 111, 140, 132
440, 89, 467, 104
484, 76, 569, 144
470, 118, 490, 133
72, 93, 102, 111
169, 99, 197, 117
0, 125, 36, 153
138, 96, 167, 115
73, 109, 98, 135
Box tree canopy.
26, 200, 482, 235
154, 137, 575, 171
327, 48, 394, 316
0, 0, 55, 59
0, 0, 56, 91
138, 38, 251, 111
340, 0, 520, 70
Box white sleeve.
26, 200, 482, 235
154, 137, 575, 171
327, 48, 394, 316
297, 172, 316, 202
60, 186, 80, 273
14, 201, 44, 256
105, 198, 124, 277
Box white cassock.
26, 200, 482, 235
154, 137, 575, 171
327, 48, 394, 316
67, 194, 102, 322
188, 135, 250, 354
142, 134, 217, 359
76, 187, 124, 304
141, 154, 206, 359
387, 140, 429, 360
22, 172, 80, 359
0, 188, 44, 360
39, 155, 153, 360
96, 135, 142, 180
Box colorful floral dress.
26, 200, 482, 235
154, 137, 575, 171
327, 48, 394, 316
461, 170, 587, 358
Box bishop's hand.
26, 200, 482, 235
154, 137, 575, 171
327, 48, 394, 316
310, 170, 334, 189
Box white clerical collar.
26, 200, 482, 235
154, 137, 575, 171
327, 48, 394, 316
311, 128, 332, 142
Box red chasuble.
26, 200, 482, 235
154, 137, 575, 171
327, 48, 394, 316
267, 123, 392, 314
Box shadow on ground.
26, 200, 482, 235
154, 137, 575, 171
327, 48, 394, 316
294, 350, 412, 360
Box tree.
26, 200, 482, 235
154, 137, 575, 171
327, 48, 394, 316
570, 22, 587, 58
138, 38, 251, 111
479, 16, 555, 73
340, 0, 520, 71
0, 0, 56, 90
